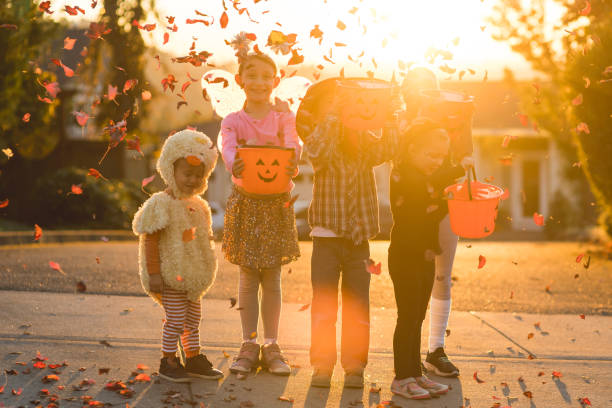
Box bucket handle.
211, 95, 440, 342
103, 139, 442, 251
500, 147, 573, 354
466, 166, 477, 201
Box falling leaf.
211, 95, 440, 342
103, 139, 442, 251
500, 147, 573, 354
576, 122, 590, 134
229, 297, 237, 308
298, 303, 310, 312
70, 184, 83, 195
87, 168, 108, 181
478, 255, 486, 269
41, 81, 61, 98
583, 77, 591, 88
310, 24, 323, 39
22, 113, 31, 122
473, 371, 485, 383
107, 84, 118, 101
141, 175, 155, 188
576, 253, 584, 263
517, 113, 529, 126
51, 58, 74, 77
34, 224, 43, 241
220, 11, 229, 28
0, 199, 9, 208
571, 93, 583, 106
364, 258, 382, 275
579, 1, 591, 16
74, 111, 90, 127
39, 1, 53, 14
288, 49, 304, 65
49, 261, 66, 275
337, 20, 346, 30
533, 212, 545, 226
76, 281, 87, 293
141, 90, 152, 101
64, 36, 76, 50
3, 148, 14, 158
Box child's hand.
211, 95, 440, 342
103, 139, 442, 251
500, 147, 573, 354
424, 249, 436, 262
272, 97, 290, 113
232, 156, 245, 178
149, 274, 163, 294
285, 153, 298, 177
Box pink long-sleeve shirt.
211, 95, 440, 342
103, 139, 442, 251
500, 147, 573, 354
220, 109, 302, 192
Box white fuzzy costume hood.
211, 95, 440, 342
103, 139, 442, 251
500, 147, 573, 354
157, 129, 218, 199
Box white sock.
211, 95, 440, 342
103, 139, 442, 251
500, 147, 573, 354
264, 338, 277, 345
243, 338, 257, 344
429, 297, 451, 353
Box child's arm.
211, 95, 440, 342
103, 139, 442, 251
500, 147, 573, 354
302, 115, 341, 171
280, 111, 302, 177
220, 115, 243, 176
144, 230, 163, 293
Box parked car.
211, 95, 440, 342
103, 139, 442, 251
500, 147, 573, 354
209, 201, 225, 240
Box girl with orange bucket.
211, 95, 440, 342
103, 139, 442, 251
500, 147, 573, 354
399, 67, 475, 379
220, 52, 301, 376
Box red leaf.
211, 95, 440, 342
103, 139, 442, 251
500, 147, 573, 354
11, 388, 22, 395
0, 199, 8, 208
64, 36, 76, 50
127, 138, 143, 155
52, 58, 75, 77
365, 258, 382, 275
123, 79, 138, 93
141, 175, 155, 188
523, 390, 533, 399
473, 371, 485, 383
552, 371, 562, 378
572, 94, 583, 106
42, 374, 60, 383
517, 113, 528, 126
579, 314, 585, 319
578, 397, 592, 406
576, 253, 584, 263
298, 303, 310, 312
288, 49, 304, 65
107, 84, 118, 101
136, 364, 149, 370
141, 90, 152, 101
163, 32, 169, 44
220, 11, 228, 28
478, 255, 486, 269
34, 224, 43, 241
576, 122, 590, 134
181, 80, 192, 94
533, 212, 545, 226
39, 1, 53, 14
74, 111, 89, 127
134, 373, 150, 382
37, 95, 53, 104
33, 361, 46, 369
87, 168, 108, 181
579, 1, 591, 16
42, 81, 61, 98
49, 261, 66, 275
22, 113, 31, 122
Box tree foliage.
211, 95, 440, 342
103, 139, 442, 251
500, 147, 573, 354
489, 0, 612, 236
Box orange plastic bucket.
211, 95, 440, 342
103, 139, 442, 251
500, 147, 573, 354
445, 169, 509, 238
238, 145, 294, 195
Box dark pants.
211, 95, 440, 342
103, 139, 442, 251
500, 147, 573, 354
388, 248, 435, 379
310, 237, 371, 371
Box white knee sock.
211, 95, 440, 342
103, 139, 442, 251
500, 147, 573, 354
429, 297, 451, 352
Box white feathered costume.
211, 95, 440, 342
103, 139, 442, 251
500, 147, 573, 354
132, 129, 218, 303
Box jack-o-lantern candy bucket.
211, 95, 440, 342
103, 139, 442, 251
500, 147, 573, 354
419, 89, 474, 134
337, 78, 396, 131
238, 145, 294, 195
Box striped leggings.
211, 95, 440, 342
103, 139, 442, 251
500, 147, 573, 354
161, 288, 201, 354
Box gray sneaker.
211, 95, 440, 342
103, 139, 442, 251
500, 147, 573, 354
261, 343, 291, 376
311, 368, 333, 388
230, 342, 260, 374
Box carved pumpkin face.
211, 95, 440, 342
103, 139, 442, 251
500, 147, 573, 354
338, 79, 393, 131
238, 146, 293, 194
256, 157, 280, 183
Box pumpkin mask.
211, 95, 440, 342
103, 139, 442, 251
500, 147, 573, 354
237, 145, 294, 194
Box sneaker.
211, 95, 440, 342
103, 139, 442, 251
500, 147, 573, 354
159, 357, 192, 383
230, 342, 261, 374
391, 377, 431, 400
343, 369, 364, 389
424, 347, 459, 377
416, 375, 449, 396
261, 343, 291, 376
185, 354, 224, 380
311, 368, 333, 388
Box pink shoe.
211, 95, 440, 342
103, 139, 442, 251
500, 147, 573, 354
391, 377, 431, 400
416, 375, 449, 396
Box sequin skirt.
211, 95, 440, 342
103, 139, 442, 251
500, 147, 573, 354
222, 186, 300, 268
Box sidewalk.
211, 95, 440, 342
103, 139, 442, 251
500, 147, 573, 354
1, 290, 610, 407
0, 230, 135, 246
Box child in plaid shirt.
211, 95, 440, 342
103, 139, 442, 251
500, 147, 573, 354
296, 78, 400, 389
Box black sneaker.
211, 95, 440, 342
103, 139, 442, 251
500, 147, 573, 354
424, 348, 459, 377
185, 354, 224, 380
159, 357, 192, 383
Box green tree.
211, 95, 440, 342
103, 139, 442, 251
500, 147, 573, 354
489, 0, 612, 236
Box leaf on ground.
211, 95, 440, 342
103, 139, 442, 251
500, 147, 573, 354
473, 371, 485, 383
134, 373, 150, 382
98, 368, 110, 374
278, 396, 294, 402
76, 281, 87, 293
478, 255, 486, 269
42, 374, 60, 383
49, 261, 66, 275
575, 253, 584, 263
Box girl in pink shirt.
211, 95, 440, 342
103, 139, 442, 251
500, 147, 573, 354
220, 53, 301, 376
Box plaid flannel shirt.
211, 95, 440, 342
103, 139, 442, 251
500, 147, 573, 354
303, 115, 399, 244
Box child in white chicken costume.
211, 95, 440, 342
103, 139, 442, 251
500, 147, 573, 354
132, 129, 223, 383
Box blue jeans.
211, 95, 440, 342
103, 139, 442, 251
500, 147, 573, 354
310, 237, 371, 371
